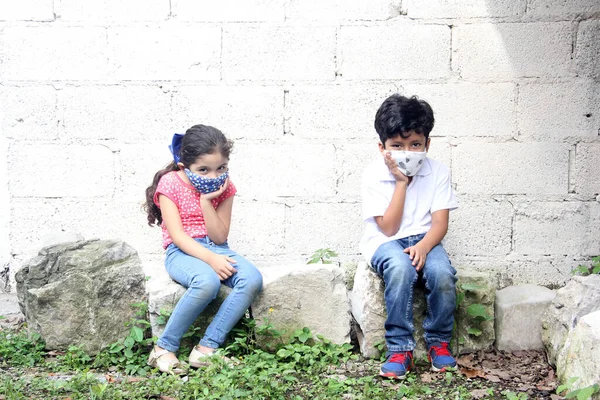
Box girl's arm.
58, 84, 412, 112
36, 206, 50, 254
199, 179, 233, 244
159, 194, 236, 280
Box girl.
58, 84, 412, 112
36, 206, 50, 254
144, 124, 263, 374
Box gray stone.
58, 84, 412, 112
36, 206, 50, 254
559, 310, 600, 396
495, 284, 556, 351
252, 263, 351, 347
146, 270, 231, 340
350, 263, 495, 359
454, 268, 496, 354
541, 274, 600, 366
15, 239, 147, 354
350, 261, 386, 359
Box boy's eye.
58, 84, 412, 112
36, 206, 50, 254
197, 168, 207, 173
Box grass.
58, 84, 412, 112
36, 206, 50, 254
0, 316, 556, 400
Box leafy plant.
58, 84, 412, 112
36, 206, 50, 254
307, 248, 338, 264
558, 377, 600, 400
454, 282, 493, 351
572, 256, 600, 276
503, 390, 528, 399
0, 328, 46, 366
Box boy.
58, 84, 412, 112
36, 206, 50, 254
360, 94, 458, 379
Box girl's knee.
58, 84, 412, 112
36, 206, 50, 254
190, 274, 221, 296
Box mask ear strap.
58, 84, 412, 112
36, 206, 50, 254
169, 133, 185, 164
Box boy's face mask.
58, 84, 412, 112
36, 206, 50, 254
388, 151, 427, 177
184, 169, 229, 194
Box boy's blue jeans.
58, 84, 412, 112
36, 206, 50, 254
157, 237, 263, 353
370, 233, 457, 353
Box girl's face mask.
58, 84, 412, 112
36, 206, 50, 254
184, 169, 228, 194
388, 151, 427, 177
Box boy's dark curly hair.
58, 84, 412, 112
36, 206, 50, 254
374, 94, 435, 144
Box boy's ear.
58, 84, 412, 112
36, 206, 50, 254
378, 142, 385, 152
425, 138, 431, 152
177, 162, 185, 170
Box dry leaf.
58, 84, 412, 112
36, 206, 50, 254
470, 389, 490, 399
460, 367, 486, 379
486, 374, 501, 383
420, 372, 436, 383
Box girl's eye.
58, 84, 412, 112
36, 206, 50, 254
198, 168, 207, 173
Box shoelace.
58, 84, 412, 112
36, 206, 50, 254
389, 352, 411, 363
430, 343, 451, 357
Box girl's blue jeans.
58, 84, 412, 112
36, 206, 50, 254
370, 233, 457, 353
157, 237, 263, 353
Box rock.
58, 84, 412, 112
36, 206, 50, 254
455, 268, 496, 354
350, 263, 495, 359
495, 284, 556, 351
558, 310, 600, 395
541, 275, 600, 366
350, 261, 386, 359
252, 263, 351, 347
15, 239, 147, 354
147, 270, 231, 340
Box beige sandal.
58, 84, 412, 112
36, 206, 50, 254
148, 347, 186, 375
188, 346, 216, 368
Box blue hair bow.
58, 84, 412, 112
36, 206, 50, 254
169, 133, 184, 164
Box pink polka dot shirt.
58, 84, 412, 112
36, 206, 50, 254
153, 171, 237, 249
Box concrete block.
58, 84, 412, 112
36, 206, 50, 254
0, 27, 108, 80
0, 86, 58, 140
253, 264, 351, 346
61, 86, 172, 143
452, 143, 569, 195
285, 202, 362, 256
8, 144, 114, 198
175, 0, 284, 22
286, 0, 399, 21
514, 202, 600, 256
403, 83, 517, 138
496, 258, 573, 288
495, 284, 556, 351
576, 21, 600, 79
110, 26, 221, 81
285, 84, 399, 139
228, 201, 286, 257
446, 200, 513, 256
117, 142, 172, 202
0, 0, 54, 21
527, 0, 600, 19
404, 0, 525, 19
222, 26, 335, 81
335, 143, 382, 201
574, 143, 600, 198
228, 142, 337, 199
58, 0, 169, 21
339, 23, 450, 80
559, 310, 600, 392
171, 86, 283, 141
455, 23, 573, 79
518, 81, 600, 140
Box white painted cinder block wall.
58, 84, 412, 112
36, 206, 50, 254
1, 0, 599, 292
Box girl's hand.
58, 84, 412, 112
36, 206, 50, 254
403, 243, 428, 271
201, 178, 230, 202
208, 254, 237, 280
383, 151, 409, 184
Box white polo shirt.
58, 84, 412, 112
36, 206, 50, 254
359, 156, 458, 263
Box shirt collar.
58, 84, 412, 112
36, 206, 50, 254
376, 156, 432, 181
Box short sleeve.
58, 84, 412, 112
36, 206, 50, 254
361, 170, 390, 220
154, 172, 179, 207
430, 165, 458, 213
213, 180, 237, 204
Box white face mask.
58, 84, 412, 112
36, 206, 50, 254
388, 151, 427, 177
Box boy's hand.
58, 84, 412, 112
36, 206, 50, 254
207, 254, 237, 280
382, 151, 409, 184
404, 243, 428, 271
201, 178, 230, 202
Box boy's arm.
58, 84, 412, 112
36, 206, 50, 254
403, 209, 449, 271
374, 152, 410, 236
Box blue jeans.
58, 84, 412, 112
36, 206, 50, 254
370, 233, 457, 352
157, 237, 263, 353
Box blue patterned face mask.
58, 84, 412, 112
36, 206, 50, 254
185, 169, 228, 194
